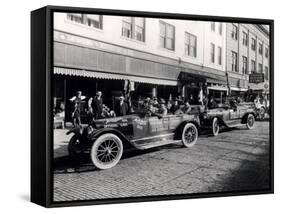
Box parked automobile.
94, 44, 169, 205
66, 111, 200, 170
200, 102, 257, 136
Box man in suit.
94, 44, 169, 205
116, 96, 129, 116
92, 91, 103, 119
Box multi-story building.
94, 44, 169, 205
225, 23, 270, 97
53, 13, 228, 121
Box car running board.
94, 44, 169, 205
134, 139, 182, 150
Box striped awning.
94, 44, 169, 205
54, 67, 178, 86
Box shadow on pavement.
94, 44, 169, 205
207, 150, 270, 193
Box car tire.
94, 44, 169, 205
68, 135, 83, 159
90, 133, 123, 170
181, 123, 198, 148
246, 114, 255, 129
212, 117, 220, 136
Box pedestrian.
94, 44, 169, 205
69, 91, 85, 127
92, 91, 103, 119
116, 96, 129, 116
87, 97, 94, 124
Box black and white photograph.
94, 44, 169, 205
52, 10, 272, 203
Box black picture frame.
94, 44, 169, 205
31, 5, 274, 208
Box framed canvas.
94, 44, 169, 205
31, 5, 274, 207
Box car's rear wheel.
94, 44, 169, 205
68, 135, 83, 159
90, 133, 123, 170
212, 117, 220, 136
181, 123, 198, 148
246, 114, 255, 129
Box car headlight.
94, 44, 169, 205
87, 126, 94, 135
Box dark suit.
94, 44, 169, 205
116, 101, 129, 116
92, 96, 103, 119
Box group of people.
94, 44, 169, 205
70, 91, 131, 126
138, 96, 193, 118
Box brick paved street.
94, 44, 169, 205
53, 121, 270, 201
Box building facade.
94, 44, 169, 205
53, 13, 269, 122
225, 23, 270, 97
53, 13, 230, 121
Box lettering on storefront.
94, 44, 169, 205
249, 73, 264, 84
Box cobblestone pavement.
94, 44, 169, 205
53, 121, 271, 201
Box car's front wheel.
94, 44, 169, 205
90, 133, 123, 170
212, 117, 220, 136
246, 114, 255, 129
181, 123, 198, 148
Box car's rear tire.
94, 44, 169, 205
246, 114, 255, 129
181, 123, 198, 148
212, 117, 220, 136
90, 133, 123, 170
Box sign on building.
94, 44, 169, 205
249, 73, 264, 84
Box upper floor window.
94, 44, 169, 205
218, 46, 222, 65
231, 51, 238, 72
210, 43, 215, 63
251, 38, 256, 50
265, 66, 269, 80
211, 22, 216, 32
258, 43, 263, 55
231, 24, 238, 40
122, 17, 145, 42
219, 23, 223, 35
67, 13, 103, 29
242, 31, 248, 46
242, 56, 248, 74
185, 32, 197, 57
251, 60, 256, 73
265, 47, 269, 58
160, 21, 175, 50
258, 63, 263, 73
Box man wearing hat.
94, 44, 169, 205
69, 91, 86, 126
116, 96, 129, 116
154, 98, 167, 118
92, 91, 103, 119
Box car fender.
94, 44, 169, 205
174, 119, 200, 140
88, 127, 132, 148
241, 111, 256, 124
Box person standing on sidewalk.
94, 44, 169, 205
69, 91, 85, 127
92, 91, 103, 119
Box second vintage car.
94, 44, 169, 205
67, 111, 200, 170
200, 101, 257, 136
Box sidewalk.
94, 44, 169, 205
54, 128, 72, 159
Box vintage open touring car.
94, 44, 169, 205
67, 111, 200, 170
200, 102, 257, 136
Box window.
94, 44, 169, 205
160, 21, 175, 50
211, 22, 215, 32
219, 23, 223, 35
231, 51, 238, 72
231, 24, 238, 40
264, 66, 269, 80
265, 47, 269, 58
242, 56, 248, 74
67, 13, 103, 29
122, 17, 145, 42
210, 43, 215, 63
251, 38, 256, 50
87, 14, 103, 29
242, 31, 248, 46
251, 60, 256, 72
218, 46, 222, 65
185, 32, 197, 57
258, 63, 263, 73
258, 43, 263, 54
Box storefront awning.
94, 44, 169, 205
208, 85, 228, 91
54, 67, 178, 86
206, 77, 227, 85
230, 87, 248, 92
